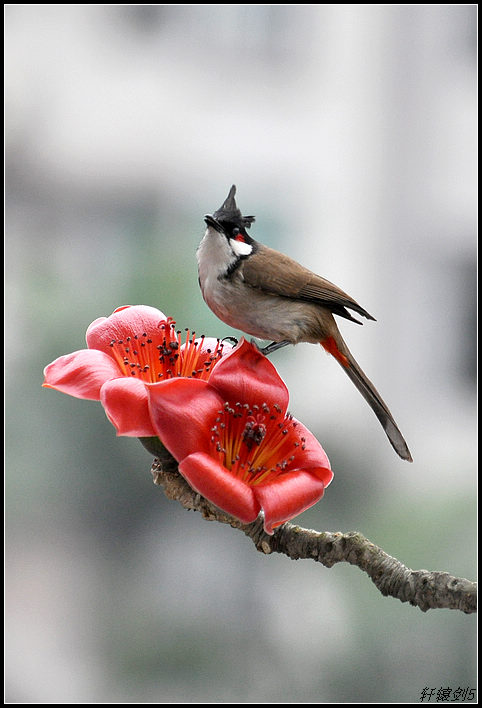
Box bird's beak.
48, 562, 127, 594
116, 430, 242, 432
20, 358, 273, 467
204, 214, 224, 232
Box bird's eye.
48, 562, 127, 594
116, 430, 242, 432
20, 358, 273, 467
232, 227, 240, 237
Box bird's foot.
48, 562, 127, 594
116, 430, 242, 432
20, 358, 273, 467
259, 340, 291, 356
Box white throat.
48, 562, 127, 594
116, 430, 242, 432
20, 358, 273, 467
197, 226, 238, 287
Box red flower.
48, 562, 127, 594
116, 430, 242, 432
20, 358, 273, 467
43, 305, 230, 437
148, 339, 333, 534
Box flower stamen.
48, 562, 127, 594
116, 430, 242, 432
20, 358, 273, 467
107, 318, 225, 383
210, 401, 306, 486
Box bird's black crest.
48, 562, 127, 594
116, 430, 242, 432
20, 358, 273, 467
213, 185, 256, 229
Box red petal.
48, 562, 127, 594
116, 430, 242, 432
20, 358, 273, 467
179, 452, 260, 524
86, 305, 168, 353
147, 378, 225, 461
254, 471, 327, 535
43, 349, 122, 400
288, 418, 333, 487
100, 378, 156, 437
207, 339, 289, 411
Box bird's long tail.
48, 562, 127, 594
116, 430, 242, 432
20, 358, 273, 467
321, 336, 412, 462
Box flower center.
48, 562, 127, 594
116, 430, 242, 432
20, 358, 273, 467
108, 317, 225, 383
210, 402, 306, 485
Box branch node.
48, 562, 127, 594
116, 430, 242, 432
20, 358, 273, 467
260, 540, 272, 555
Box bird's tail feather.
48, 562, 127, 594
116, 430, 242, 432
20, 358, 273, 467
321, 336, 412, 462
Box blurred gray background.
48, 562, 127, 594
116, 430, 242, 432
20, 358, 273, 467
5, 5, 476, 703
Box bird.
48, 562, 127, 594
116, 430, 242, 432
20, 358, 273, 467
197, 185, 412, 462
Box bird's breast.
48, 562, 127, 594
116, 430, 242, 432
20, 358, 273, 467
201, 276, 327, 344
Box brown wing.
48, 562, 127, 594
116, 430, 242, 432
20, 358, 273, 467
240, 245, 375, 324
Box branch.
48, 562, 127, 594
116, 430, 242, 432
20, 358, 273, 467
148, 445, 477, 615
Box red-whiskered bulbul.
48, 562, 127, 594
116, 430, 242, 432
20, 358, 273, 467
197, 185, 412, 462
